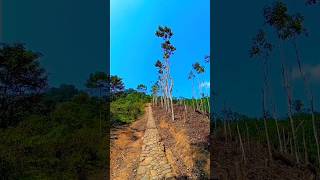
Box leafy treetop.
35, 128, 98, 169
192, 62, 205, 74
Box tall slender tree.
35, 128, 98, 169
193, 62, 205, 112
155, 60, 166, 109
250, 29, 274, 160
188, 71, 197, 111
151, 82, 159, 106
264, 1, 320, 165
155, 26, 176, 121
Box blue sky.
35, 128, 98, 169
111, 0, 210, 98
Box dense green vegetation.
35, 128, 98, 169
0, 91, 108, 179
110, 90, 150, 124
0, 43, 151, 179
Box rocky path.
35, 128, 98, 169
136, 105, 175, 180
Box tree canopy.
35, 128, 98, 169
0, 43, 47, 128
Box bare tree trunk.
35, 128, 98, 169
224, 119, 227, 142
192, 97, 195, 111
293, 40, 320, 169
245, 122, 250, 146
311, 110, 320, 168
165, 58, 175, 121
196, 78, 203, 112
303, 126, 308, 164
155, 96, 158, 106
184, 99, 187, 112
170, 96, 174, 121
283, 128, 287, 153
191, 78, 198, 111
228, 120, 232, 140
262, 57, 272, 161
207, 96, 210, 114
262, 89, 272, 161
183, 100, 187, 123
237, 123, 246, 163
290, 137, 293, 155
280, 43, 299, 163
161, 96, 163, 108
99, 88, 102, 137
274, 117, 282, 152
267, 63, 283, 153
152, 95, 155, 106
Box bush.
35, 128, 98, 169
0, 93, 107, 179
110, 92, 150, 124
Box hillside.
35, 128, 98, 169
110, 103, 210, 179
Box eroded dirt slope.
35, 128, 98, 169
110, 108, 147, 180
153, 105, 210, 179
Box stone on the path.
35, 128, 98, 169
135, 105, 175, 180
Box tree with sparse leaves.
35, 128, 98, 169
192, 62, 205, 112
250, 29, 275, 160
155, 26, 176, 121
263, 1, 319, 166
188, 71, 197, 111
151, 82, 159, 106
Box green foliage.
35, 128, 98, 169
0, 43, 149, 179
151, 83, 159, 95
249, 29, 273, 59
111, 92, 150, 124
86, 72, 109, 89
263, 1, 307, 40
39, 84, 80, 114
0, 93, 107, 179
0, 43, 48, 128
109, 75, 125, 94
192, 62, 205, 74
137, 84, 147, 94
44, 84, 79, 103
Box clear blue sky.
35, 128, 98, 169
111, 0, 210, 98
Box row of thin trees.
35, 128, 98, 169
151, 26, 210, 120
215, 0, 320, 172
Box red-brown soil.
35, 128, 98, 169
110, 108, 147, 180
153, 105, 210, 179
109, 103, 317, 179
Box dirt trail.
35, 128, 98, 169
110, 108, 147, 180
136, 104, 175, 179
110, 104, 175, 180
